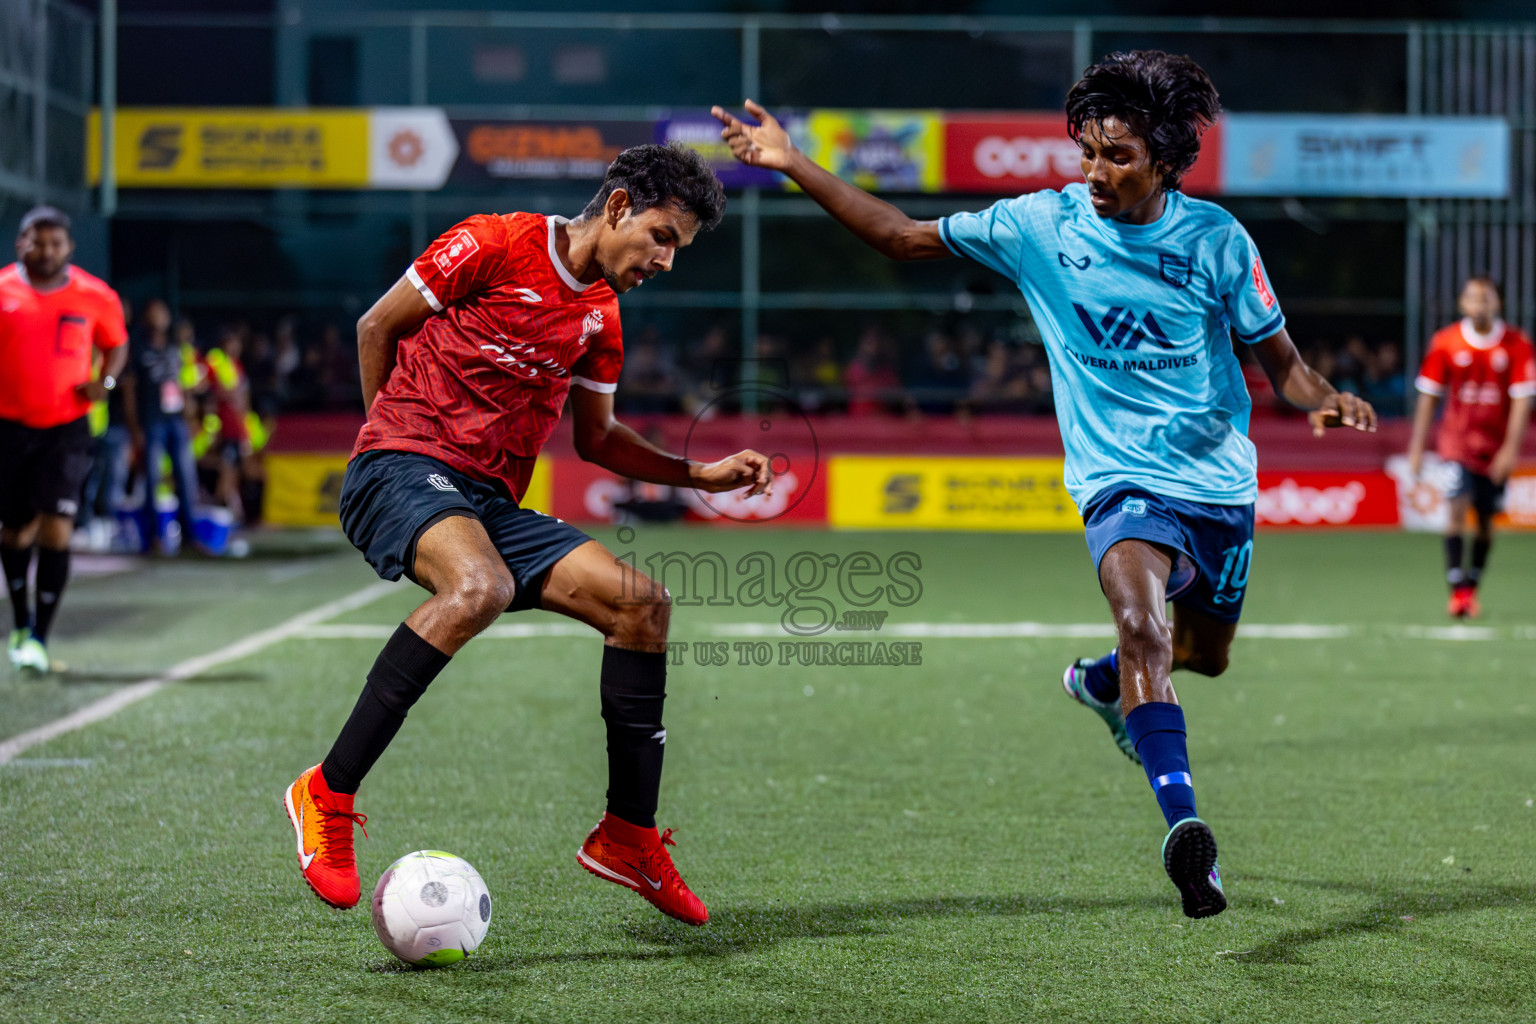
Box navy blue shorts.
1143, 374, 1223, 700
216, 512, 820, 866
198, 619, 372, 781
1447, 462, 1505, 519
339, 449, 592, 613
1082, 484, 1255, 623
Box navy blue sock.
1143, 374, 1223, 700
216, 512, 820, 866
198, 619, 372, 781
1082, 648, 1120, 705
1469, 538, 1491, 587
1445, 535, 1465, 588
1125, 702, 1197, 829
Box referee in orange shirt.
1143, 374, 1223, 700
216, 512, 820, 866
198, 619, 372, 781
1, 207, 128, 674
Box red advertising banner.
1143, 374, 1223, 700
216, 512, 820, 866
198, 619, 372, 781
548, 457, 828, 526
942, 114, 1223, 195
1255, 471, 1400, 528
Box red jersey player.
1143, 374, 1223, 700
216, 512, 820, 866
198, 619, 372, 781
285, 144, 770, 927
1, 206, 128, 675
1407, 276, 1535, 618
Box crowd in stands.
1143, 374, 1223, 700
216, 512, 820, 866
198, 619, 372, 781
78, 301, 363, 552
612, 322, 1414, 420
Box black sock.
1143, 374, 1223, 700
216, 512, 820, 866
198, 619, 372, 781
1469, 538, 1491, 587
1445, 535, 1465, 588
321, 623, 450, 795
601, 646, 668, 829
32, 548, 70, 644
1, 544, 33, 631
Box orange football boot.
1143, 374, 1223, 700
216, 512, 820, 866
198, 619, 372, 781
283, 764, 367, 909
577, 812, 708, 926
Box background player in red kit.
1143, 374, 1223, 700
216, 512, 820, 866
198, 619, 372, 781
1, 206, 128, 675
1407, 276, 1535, 618
285, 144, 770, 926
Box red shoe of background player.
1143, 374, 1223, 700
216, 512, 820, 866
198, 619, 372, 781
576, 812, 709, 926
1448, 584, 1477, 619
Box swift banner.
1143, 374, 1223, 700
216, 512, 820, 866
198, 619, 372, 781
87, 108, 457, 189
658, 115, 790, 189
943, 113, 1222, 195
1219, 114, 1509, 198
828, 456, 1082, 531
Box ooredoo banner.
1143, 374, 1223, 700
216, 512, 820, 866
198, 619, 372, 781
1254, 471, 1400, 528
943, 114, 1222, 195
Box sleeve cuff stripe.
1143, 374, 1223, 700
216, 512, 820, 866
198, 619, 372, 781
405, 265, 443, 313
1236, 312, 1285, 342
938, 218, 961, 258
1510, 382, 1536, 398
1415, 376, 1445, 396
572, 375, 617, 393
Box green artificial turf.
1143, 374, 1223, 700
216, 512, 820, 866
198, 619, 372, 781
2, 528, 1533, 1023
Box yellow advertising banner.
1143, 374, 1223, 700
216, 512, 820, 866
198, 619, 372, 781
263, 454, 552, 528
88, 108, 369, 188
800, 110, 944, 193
829, 456, 1084, 531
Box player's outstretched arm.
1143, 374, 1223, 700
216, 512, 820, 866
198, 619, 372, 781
357, 276, 436, 411
710, 100, 949, 262
569, 386, 773, 497
1251, 328, 1377, 438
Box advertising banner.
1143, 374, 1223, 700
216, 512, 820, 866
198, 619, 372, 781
263, 454, 349, 527
88, 108, 370, 188
550, 457, 827, 525
828, 456, 1082, 531
367, 108, 459, 190
1220, 114, 1509, 198
802, 110, 944, 193
450, 120, 654, 183
658, 115, 789, 189
942, 113, 1221, 195
1386, 453, 1536, 532
1497, 467, 1536, 530
1254, 471, 1400, 528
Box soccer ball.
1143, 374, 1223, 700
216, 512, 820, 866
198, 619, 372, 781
371, 850, 492, 967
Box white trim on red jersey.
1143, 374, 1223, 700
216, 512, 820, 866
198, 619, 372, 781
1459, 317, 1505, 350
405, 264, 443, 312
546, 216, 596, 293
571, 375, 617, 393
1415, 374, 1445, 397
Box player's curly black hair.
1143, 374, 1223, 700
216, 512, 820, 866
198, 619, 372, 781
1066, 50, 1221, 193
581, 143, 726, 231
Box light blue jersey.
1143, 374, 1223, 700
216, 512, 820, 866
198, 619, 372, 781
939, 182, 1284, 509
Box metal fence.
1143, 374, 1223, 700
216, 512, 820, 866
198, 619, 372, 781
13, 8, 1536, 384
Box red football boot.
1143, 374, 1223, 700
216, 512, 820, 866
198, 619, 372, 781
576, 812, 708, 926
1448, 584, 1476, 619
283, 764, 368, 909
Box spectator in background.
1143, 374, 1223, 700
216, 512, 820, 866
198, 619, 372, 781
617, 327, 681, 414
121, 301, 202, 554
80, 297, 135, 548
792, 336, 844, 413
245, 327, 280, 419
1364, 341, 1407, 416
969, 339, 1032, 415
203, 327, 252, 523
680, 325, 733, 415
319, 323, 361, 409
844, 325, 903, 416
272, 318, 302, 407
906, 330, 971, 415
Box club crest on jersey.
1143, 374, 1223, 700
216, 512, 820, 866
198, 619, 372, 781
427, 473, 459, 492
1159, 253, 1191, 288
432, 229, 480, 276
1252, 256, 1276, 309
577, 308, 603, 347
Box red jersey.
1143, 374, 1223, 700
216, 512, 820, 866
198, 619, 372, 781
354, 212, 623, 501
0, 263, 127, 429
1415, 318, 1536, 474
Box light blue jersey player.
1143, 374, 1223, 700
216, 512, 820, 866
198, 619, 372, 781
714, 50, 1376, 919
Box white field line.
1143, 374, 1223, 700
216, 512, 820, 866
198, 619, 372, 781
0, 580, 401, 765
289, 620, 1529, 642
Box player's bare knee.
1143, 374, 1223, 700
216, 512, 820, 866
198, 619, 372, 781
1115, 607, 1171, 659
447, 569, 517, 628
610, 584, 671, 644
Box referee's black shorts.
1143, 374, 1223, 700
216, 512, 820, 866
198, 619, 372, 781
0, 416, 94, 527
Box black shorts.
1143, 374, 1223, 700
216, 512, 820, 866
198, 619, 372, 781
338, 449, 592, 612
0, 416, 94, 527
1448, 463, 1505, 520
